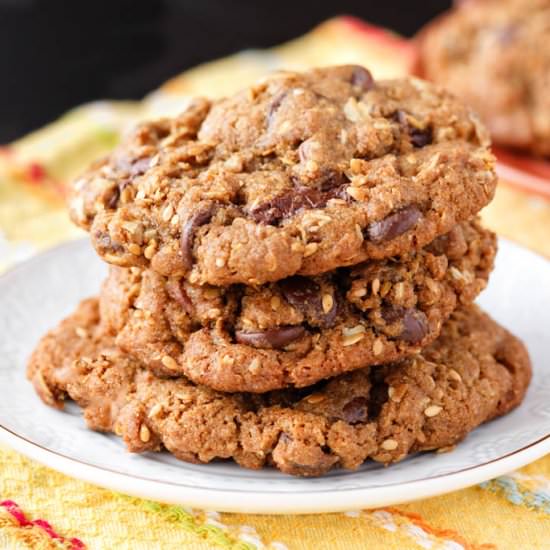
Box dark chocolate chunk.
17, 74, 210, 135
400, 309, 428, 343
279, 276, 338, 328
250, 181, 347, 226
116, 156, 151, 177
410, 127, 433, 148
235, 326, 306, 349
268, 91, 288, 120
180, 203, 216, 270
394, 110, 432, 148
350, 66, 375, 93
105, 186, 120, 209
342, 396, 369, 424
366, 206, 422, 243
382, 306, 429, 344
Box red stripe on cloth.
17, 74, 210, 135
1, 499, 86, 549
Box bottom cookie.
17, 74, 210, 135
27, 299, 531, 477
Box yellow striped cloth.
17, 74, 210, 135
0, 17, 548, 550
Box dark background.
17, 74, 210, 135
0, 0, 451, 143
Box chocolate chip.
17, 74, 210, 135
105, 186, 120, 209
350, 66, 374, 93
382, 306, 429, 344
279, 276, 338, 328
268, 91, 288, 120
235, 326, 306, 349
116, 156, 151, 176
167, 282, 194, 314
180, 203, 216, 270
410, 127, 433, 148
250, 180, 348, 226
342, 397, 369, 424
366, 205, 422, 243
381, 305, 406, 325
394, 110, 432, 148
279, 276, 320, 308
400, 309, 428, 343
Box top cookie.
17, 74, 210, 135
70, 65, 496, 285
418, 0, 550, 156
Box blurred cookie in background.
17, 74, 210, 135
417, 0, 550, 157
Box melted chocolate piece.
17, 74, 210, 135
180, 203, 216, 270
268, 91, 288, 120
250, 180, 347, 226
235, 326, 306, 349
350, 66, 375, 93
279, 276, 338, 328
167, 282, 194, 315
410, 127, 433, 148
366, 206, 422, 243
116, 156, 151, 177
395, 110, 433, 148
382, 306, 428, 344
105, 186, 120, 209
342, 397, 369, 424
400, 309, 428, 343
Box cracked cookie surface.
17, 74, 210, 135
69, 65, 496, 285
27, 299, 531, 477
418, 0, 550, 156
99, 219, 496, 392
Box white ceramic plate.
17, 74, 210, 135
0, 239, 549, 514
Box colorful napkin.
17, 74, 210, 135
0, 17, 548, 549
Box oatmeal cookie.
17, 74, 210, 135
100, 219, 496, 392
418, 0, 550, 156
69, 65, 496, 285
27, 299, 531, 477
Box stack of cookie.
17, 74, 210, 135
28, 66, 531, 476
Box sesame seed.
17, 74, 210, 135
372, 338, 384, 356
342, 325, 366, 346
304, 242, 318, 257
161, 204, 174, 222
372, 278, 380, 295
215, 258, 226, 268
144, 241, 157, 260
139, 424, 151, 443
448, 369, 462, 383
221, 355, 235, 367
381, 439, 398, 451
161, 355, 178, 370
75, 327, 88, 338
352, 287, 367, 298
424, 405, 443, 417
148, 404, 163, 418
306, 393, 326, 404
394, 282, 405, 301
248, 358, 261, 373
322, 294, 334, 314
270, 296, 281, 310
380, 281, 392, 297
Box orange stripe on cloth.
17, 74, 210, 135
381, 507, 497, 550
